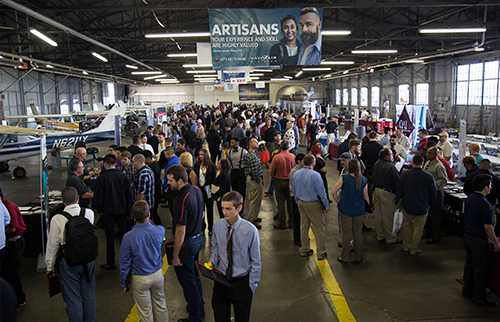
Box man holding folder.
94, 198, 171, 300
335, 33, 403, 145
210, 191, 261, 322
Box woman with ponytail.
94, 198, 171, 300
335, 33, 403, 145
331, 159, 369, 263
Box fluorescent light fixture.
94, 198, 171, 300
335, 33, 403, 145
404, 59, 425, 63
369, 68, 374, 73
320, 61, 355, 65
302, 67, 332, 71
91, 52, 108, 62
131, 71, 163, 75
144, 74, 167, 80
183, 63, 212, 68
133, 92, 186, 96
343, 70, 349, 75
352, 49, 398, 54
283, 76, 293, 79
45, 64, 54, 68
419, 27, 486, 34
125, 64, 138, 69
0, 55, 3, 59
295, 71, 303, 78
249, 73, 264, 77
82, 71, 89, 75
145, 32, 210, 38
271, 78, 289, 81
323, 74, 332, 78
252, 69, 273, 73
167, 53, 198, 57
154, 78, 178, 82
197, 79, 217, 83
249, 77, 260, 80
30, 29, 58, 47
186, 70, 216, 74
322, 30, 352, 36
194, 74, 219, 78
158, 80, 180, 84
474, 46, 485, 52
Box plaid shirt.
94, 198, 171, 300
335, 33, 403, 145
134, 165, 155, 208
243, 150, 263, 184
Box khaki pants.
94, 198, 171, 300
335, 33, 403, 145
298, 201, 327, 257
132, 269, 169, 322
243, 177, 263, 223
340, 213, 364, 261
401, 212, 428, 252
373, 188, 396, 242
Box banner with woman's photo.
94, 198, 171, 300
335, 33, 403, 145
209, 8, 323, 69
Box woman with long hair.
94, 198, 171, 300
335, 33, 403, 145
194, 148, 216, 234
212, 159, 232, 219
331, 159, 369, 263
269, 15, 301, 66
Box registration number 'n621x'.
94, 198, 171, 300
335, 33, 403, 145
52, 136, 89, 149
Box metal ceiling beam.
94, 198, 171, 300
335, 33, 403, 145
0, 0, 157, 71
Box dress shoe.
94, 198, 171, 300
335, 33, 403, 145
300, 249, 314, 257
100, 264, 116, 270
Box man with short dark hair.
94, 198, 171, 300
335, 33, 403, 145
289, 153, 306, 246
210, 191, 261, 322
119, 200, 168, 321
270, 141, 296, 230
228, 137, 248, 197
94, 154, 133, 270
66, 160, 93, 208
372, 148, 400, 244
397, 155, 437, 255
132, 154, 155, 209
361, 131, 383, 179
291, 154, 329, 260
128, 135, 144, 157
463, 174, 500, 306
46, 187, 96, 322
463, 156, 480, 195
166, 165, 204, 322
242, 138, 264, 229
143, 150, 162, 225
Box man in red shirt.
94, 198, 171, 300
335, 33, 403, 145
0, 188, 27, 306
270, 142, 296, 229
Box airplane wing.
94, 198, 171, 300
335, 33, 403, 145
0, 125, 44, 136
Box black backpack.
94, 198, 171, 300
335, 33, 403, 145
59, 208, 98, 266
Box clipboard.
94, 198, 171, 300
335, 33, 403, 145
197, 263, 231, 287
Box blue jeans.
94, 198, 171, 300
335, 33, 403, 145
174, 234, 204, 322
58, 258, 96, 322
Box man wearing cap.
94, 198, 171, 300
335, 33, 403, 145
94, 154, 133, 270
228, 137, 248, 197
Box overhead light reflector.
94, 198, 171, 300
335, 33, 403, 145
322, 30, 351, 36
125, 64, 138, 69
45, 64, 54, 69
295, 71, 303, 78
131, 71, 163, 75
404, 59, 425, 63
145, 32, 211, 38
283, 76, 293, 79
168, 53, 198, 57
252, 69, 273, 73
351, 49, 398, 54
30, 29, 58, 47
82, 70, 89, 75
271, 78, 289, 81
419, 27, 486, 34
343, 70, 349, 75
92, 52, 108, 62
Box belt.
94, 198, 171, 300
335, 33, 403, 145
228, 274, 249, 282
187, 233, 202, 240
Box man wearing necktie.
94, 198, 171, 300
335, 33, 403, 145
297, 7, 322, 66
210, 191, 261, 322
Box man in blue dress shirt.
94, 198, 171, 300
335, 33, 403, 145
119, 200, 168, 322
210, 191, 261, 322
291, 154, 330, 260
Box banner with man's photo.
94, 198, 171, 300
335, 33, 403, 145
209, 8, 323, 69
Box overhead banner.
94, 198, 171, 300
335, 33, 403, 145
239, 83, 270, 101
209, 7, 323, 69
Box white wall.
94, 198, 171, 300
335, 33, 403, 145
130, 81, 327, 106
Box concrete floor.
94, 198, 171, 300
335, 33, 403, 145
1, 146, 499, 322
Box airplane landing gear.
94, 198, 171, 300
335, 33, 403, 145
13, 166, 26, 179
0, 162, 9, 173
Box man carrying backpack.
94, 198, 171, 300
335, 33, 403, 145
46, 187, 97, 322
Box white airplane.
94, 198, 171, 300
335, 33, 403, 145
0, 103, 127, 178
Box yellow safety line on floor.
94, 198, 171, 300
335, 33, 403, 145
124, 256, 169, 322
309, 231, 357, 322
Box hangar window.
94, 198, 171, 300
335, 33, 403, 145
351, 88, 358, 106
342, 88, 349, 106
371, 86, 380, 107
455, 60, 500, 106
335, 89, 341, 105
360, 87, 368, 107
415, 83, 429, 105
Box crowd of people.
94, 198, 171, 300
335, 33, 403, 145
1, 102, 500, 322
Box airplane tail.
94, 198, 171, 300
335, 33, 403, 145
85, 101, 126, 134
